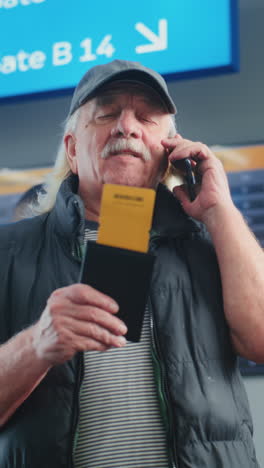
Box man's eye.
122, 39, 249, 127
141, 116, 156, 124
98, 113, 115, 119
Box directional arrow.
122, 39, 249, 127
135, 19, 167, 54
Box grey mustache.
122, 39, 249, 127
101, 139, 151, 162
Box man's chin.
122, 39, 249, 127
103, 170, 146, 188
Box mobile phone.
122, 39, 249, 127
171, 158, 196, 201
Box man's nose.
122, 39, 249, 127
111, 110, 142, 139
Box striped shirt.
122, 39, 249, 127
73, 224, 168, 468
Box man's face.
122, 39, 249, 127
65, 82, 174, 202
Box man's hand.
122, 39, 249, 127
161, 134, 234, 224
32, 284, 127, 365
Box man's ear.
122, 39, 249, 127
64, 133, 78, 174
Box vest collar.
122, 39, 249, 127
151, 183, 200, 239
51, 175, 200, 242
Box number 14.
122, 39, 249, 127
80, 35, 115, 62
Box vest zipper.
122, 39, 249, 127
68, 352, 84, 468
150, 309, 179, 468
148, 234, 178, 468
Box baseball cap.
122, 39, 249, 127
69, 59, 176, 116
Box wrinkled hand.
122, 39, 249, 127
161, 134, 234, 223
32, 284, 127, 365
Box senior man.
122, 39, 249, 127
0, 60, 263, 468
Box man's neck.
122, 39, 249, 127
78, 186, 102, 223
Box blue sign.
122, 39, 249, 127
0, 0, 239, 101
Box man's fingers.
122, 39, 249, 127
41, 334, 113, 363
60, 320, 127, 349
161, 135, 213, 164
53, 305, 127, 336
78, 324, 127, 349
50, 283, 119, 314
161, 134, 183, 148
169, 143, 210, 162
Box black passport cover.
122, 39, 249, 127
79, 241, 155, 342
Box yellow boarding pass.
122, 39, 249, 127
97, 184, 156, 253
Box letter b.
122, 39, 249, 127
53, 42, 72, 66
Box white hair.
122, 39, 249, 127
168, 115, 177, 137
31, 107, 177, 217
31, 108, 81, 216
